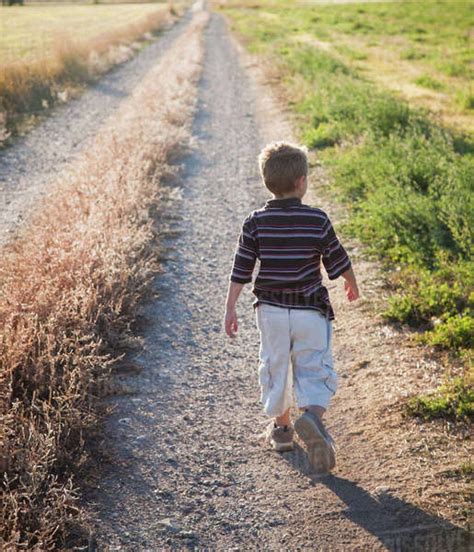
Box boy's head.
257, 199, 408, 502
258, 141, 308, 198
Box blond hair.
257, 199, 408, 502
258, 141, 308, 196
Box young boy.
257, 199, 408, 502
224, 142, 359, 473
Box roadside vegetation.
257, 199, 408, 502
0, 2, 184, 144
0, 11, 208, 548
219, 0, 473, 421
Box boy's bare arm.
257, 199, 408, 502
341, 265, 360, 302
224, 281, 245, 338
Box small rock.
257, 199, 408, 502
157, 518, 181, 533
177, 530, 197, 539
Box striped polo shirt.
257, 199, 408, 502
229, 197, 352, 320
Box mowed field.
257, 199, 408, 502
221, 0, 473, 420
0, 3, 173, 61
0, 2, 180, 141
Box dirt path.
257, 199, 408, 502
0, 10, 192, 245
84, 12, 471, 552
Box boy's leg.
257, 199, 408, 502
290, 309, 337, 413
275, 406, 291, 427
255, 303, 294, 424
256, 303, 295, 452
290, 309, 337, 471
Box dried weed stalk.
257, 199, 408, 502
0, 11, 208, 549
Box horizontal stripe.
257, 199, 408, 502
256, 265, 319, 282
235, 251, 255, 261
260, 253, 317, 260
257, 231, 329, 238
229, 200, 351, 319
254, 280, 323, 294
256, 224, 326, 229
258, 260, 318, 274
254, 210, 326, 220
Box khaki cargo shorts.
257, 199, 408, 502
255, 302, 338, 417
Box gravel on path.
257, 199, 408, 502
85, 12, 471, 552
0, 10, 193, 245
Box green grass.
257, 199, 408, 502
414, 74, 445, 91
228, 1, 474, 81
222, 0, 474, 420
456, 90, 474, 111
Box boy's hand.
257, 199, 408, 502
344, 280, 359, 302
225, 307, 238, 338
224, 281, 244, 338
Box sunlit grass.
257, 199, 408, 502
220, 0, 474, 133
0, 3, 181, 143
0, 4, 171, 61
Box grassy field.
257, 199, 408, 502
220, 0, 473, 420
0, 2, 179, 142
222, 0, 474, 134
0, 4, 171, 62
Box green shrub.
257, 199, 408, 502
407, 376, 474, 420
456, 90, 474, 111
352, 185, 445, 265
285, 45, 350, 79
437, 157, 474, 257
438, 61, 471, 78
401, 48, 426, 60
330, 124, 472, 267
384, 260, 473, 328
303, 123, 341, 149
423, 313, 474, 350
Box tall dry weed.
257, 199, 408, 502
0, 11, 208, 549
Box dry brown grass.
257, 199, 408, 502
0, 6, 179, 143
0, 10, 208, 549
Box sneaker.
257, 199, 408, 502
294, 411, 336, 473
265, 421, 295, 452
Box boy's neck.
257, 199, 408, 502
272, 193, 304, 200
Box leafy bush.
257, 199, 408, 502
385, 260, 473, 326
348, 184, 443, 266
303, 122, 341, 149
423, 313, 474, 350
436, 157, 474, 257
407, 377, 474, 420
456, 90, 474, 111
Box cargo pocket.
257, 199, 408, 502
323, 368, 338, 395
258, 357, 272, 389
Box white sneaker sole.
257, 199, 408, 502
294, 413, 335, 473
272, 440, 294, 452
